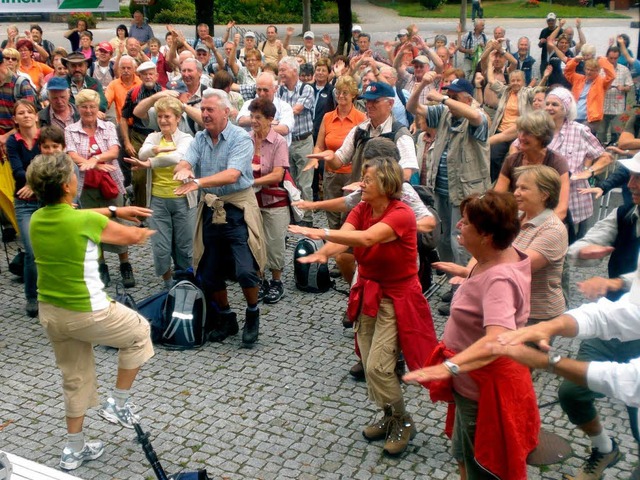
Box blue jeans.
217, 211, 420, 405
14, 198, 39, 301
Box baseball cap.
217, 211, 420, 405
412, 55, 429, 65
443, 78, 475, 96
196, 45, 210, 52
47, 77, 69, 91
97, 42, 113, 53
618, 152, 640, 174
361, 81, 395, 100
244, 31, 256, 38
166, 80, 188, 93
303, 31, 315, 39
352, 25, 362, 33
398, 28, 409, 37
546, 12, 557, 20
136, 61, 156, 73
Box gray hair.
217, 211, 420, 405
516, 110, 555, 147
257, 71, 277, 87
380, 66, 398, 80
362, 137, 400, 162
279, 56, 300, 75
118, 55, 137, 68
26, 153, 75, 206
182, 57, 203, 73
202, 88, 232, 109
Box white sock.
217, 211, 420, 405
113, 388, 129, 408
590, 430, 613, 453
66, 432, 85, 452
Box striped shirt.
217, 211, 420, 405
277, 80, 315, 138
0, 75, 36, 133
513, 209, 568, 320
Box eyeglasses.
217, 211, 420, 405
336, 91, 351, 97
5, 57, 18, 61
360, 176, 375, 186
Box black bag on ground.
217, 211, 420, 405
137, 290, 169, 344
293, 238, 333, 293
160, 280, 207, 349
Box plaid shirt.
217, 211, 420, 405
65, 119, 124, 199
548, 121, 605, 223
0, 76, 36, 133
277, 80, 315, 138
286, 44, 330, 66
604, 63, 633, 115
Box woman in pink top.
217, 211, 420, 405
405, 191, 539, 480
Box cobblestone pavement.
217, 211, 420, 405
1, 190, 639, 479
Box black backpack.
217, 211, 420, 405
412, 185, 442, 293
293, 238, 333, 293
155, 280, 207, 349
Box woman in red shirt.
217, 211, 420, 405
290, 157, 437, 457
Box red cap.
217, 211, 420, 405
97, 42, 113, 53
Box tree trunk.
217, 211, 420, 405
337, 0, 352, 56
303, 0, 312, 33
196, 0, 214, 37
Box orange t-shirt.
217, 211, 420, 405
498, 91, 519, 132
105, 76, 142, 122
20, 61, 54, 90
322, 106, 367, 174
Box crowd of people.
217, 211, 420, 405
1, 11, 640, 480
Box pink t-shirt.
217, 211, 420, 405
442, 249, 531, 400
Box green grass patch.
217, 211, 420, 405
370, 0, 630, 18
105, 6, 131, 18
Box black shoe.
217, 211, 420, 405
242, 308, 260, 344
99, 263, 111, 288
257, 279, 269, 303
119, 262, 135, 288
342, 312, 352, 329
329, 266, 342, 278
441, 287, 454, 303
208, 311, 238, 342
25, 299, 38, 318
349, 360, 365, 381
263, 281, 284, 304
437, 303, 450, 316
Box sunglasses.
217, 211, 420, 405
5, 57, 18, 61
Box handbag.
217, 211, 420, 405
83, 168, 119, 199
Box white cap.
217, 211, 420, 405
398, 28, 409, 36
352, 25, 362, 33
303, 31, 314, 39
136, 61, 156, 73
244, 31, 256, 38
546, 12, 557, 20
618, 152, 640, 173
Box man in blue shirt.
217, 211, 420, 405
129, 10, 154, 51
174, 89, 266, 346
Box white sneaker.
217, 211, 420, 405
59, 440, 104, 470
98, 397, 138, 429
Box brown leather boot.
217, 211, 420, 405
383, 412, 417, 456
362, 404, 393, 441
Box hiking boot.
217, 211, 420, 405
25, 299, 38, 318
569, 439, 621, 480
209, 311, 238, 342
242, 308, 260, 344
264, 280, 284, 304
98, 397, 137, 429
437, 302, 451, 317
349, 360, 365, 381
383, 412, 417, 456
329, 266, 342, 278
257, 279, 269, 303
119, 262, 135, 288
363, 404, 393, 441
59, 440, 104, 470
99, 263, 111, 288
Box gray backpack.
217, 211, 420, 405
160, 281, 207, 349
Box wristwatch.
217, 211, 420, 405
108, 205, 117, 219
441, 95, 450, 105
547, 353, 562, 373
443, 360, 460, 377
323, 228, 330, 240
192, 178, 200, 188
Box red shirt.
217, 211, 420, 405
346, 200, 417, 283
